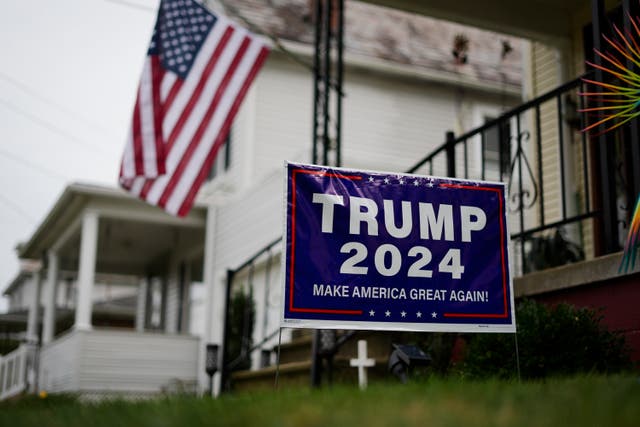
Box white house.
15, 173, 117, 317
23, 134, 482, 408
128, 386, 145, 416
0, 0, 523, 399
198, 0, 523, 392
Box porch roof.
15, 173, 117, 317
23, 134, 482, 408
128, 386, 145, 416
17, 183, 207, 276
362, 0, 588, 43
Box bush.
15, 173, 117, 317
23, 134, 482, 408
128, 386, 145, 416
226, 287, 256, 372
461, 299, 632, 379
405, 332, 458, 377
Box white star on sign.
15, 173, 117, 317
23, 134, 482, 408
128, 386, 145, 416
427, 181, 435, 188
432, 312, 438, 318
416, 311, 422, 318
399, 178, 405, 185
385, 310, 391, 317
401, 311, 407, 318
369, 310, 375, 317
384, 178, 390, 184
413, 180, 420, 186
368, 176, 374, 183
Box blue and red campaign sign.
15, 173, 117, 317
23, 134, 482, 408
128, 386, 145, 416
281, 162, 515, 333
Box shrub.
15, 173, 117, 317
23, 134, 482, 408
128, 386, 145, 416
226, 287, 256, 372
461, 299, 631, 379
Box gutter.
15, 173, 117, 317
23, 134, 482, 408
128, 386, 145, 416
270, 39, 522, 98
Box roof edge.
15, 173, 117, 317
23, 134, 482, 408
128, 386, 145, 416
271, 40, 522, 98
17, 182, 208, 259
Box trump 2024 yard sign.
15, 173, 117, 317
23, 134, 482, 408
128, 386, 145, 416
281, 162, 515, 333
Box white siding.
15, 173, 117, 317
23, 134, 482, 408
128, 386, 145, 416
244, 57, 499, 188
214, 171, 283, 275
248, 58, 473, 181
39, 331, 80, 393
342, 72, 457, 172
79, 330, 198, 393
253, 59, 313, 183
531, 42, 562, 226
39, 330, 199, 395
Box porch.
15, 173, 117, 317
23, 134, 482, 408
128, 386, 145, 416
8, 183, 207, 399
39, 328, 199, 396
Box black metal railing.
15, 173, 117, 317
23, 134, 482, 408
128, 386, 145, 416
220, 237, 281, 393
406, 74, 637, 275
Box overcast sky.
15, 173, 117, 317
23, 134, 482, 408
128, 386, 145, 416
0, 0, 159, 309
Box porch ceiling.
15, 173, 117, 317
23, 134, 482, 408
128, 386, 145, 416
18, 183, 207, 276
57, 218, 204, 275
361, 0, 588, 43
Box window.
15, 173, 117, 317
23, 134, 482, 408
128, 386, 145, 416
482, 116, 511, 180
207, 130, 232, 181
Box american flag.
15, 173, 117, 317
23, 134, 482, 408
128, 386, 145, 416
119, 0, 270, 216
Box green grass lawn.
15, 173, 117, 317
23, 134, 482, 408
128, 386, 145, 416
2, 375, 638, 427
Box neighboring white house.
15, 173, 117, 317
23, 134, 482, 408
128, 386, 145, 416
0, 0, 523, 398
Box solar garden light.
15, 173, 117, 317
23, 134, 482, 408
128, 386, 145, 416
388, 343, 431, 384
205, 343, 220, 396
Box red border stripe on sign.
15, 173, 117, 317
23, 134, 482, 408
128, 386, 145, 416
439, 183, 510, 319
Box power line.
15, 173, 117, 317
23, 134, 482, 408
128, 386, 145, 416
0, 71, 118, 137
106, 0, 313, 71
0, 98, 111, 156
0, 193, 37, 225
104, 0, 155, 12
0, 148, 68, 182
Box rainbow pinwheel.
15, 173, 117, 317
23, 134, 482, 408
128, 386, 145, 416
580, 16, 640, 273
581, 18, 640, 133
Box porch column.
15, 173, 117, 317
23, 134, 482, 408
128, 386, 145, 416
25, 267, 42, 344
135, 278, 148, 332
179, 263, 192, 333
42, 251, 59, 344
75, 210, 99, 331
591, 0, 619, 253
165, 256, 180, 334
202, 205, 224, 396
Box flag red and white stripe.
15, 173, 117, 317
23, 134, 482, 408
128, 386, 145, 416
120, 1, 269, 217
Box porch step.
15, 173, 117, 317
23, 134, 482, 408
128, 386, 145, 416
232, 331, 404, 391
273, 335, 313, 365
291, 329, 312, 340
232, 361, 311, 392
272, 330, 396, 365
230, 356, 391, 392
